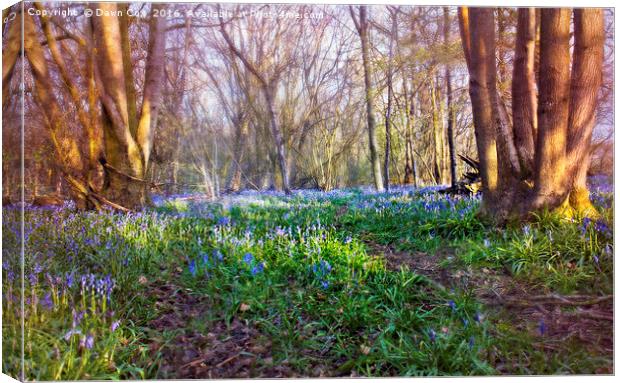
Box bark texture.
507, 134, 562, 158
459, 6, 605, 221
351, 6, 384, 192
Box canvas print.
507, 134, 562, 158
1, 1, 614, 379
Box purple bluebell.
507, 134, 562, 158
85, 335, 95, 349
189, 259, 197, 276
449, 300, 457, 312
251, 262, 265, 276
41, 293, 53, 310
214, 249, 223, 261
473, 312, 482, 323
595, 220, 611, 236
428, 329, 437, 342
538, 319, 546, 336
72, 310, 85, 328
243, 253, 253, 265
64, 329, 82, 341
580, 218, 592, 236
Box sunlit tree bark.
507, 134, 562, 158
460, 6, 605, 220
566, 9, 605, 215
8, 2, 168, 210
458, 7, 500, 210
528, 9, 572, 211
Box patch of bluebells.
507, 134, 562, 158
187, 249, 226, 277
241, 252, 266, 276
310, 259, 332, 289
579, 217, 612, 240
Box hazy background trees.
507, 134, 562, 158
2, 2, 614, 212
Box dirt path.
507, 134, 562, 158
372, 241, 613, 374
142, 280, 297, 378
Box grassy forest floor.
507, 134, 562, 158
1, 179, 614, 379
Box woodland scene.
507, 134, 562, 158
1, 1, 614, 379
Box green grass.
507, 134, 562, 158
2, 188, 613, 378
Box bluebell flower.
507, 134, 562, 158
468, 336, 475, 350
243, 253, 254, 265
595, 220, 610, 236
428, 329, 437, 342
449, 300, 457, 312
462, 318, 469, 327
189, 260, 197, 276
111, 320, 120, 332
64, 329, 82, 341
214, 249, 224, 261
202, 253, 209, 265
321, 260, 332, 272
217, 216, 231, 226
41, 293, 53, 310
251, 262, 265, 276
538, 319, 546, 336
579, 218, 592, 236
473, 312, 482, 323
85, 335, 95, 349
33, 263, 43, 274
321, 280, 329, 289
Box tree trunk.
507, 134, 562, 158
22, 10, 92, 208
444, 7, 457, 188
402, 77, 414, 185
458, 7, 501, 211
512, 8, 538, 176
264, 88, 291, 193
352, 6, 384, 191
135, 3, 167, 172
93, 2, 167, 209
528, 8, 572, 211
566, 9, 604, 216
430, 77, 444, 185
226, 115, 249, 192
383, 10, 397, 191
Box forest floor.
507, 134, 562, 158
2, 181, 614, 379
